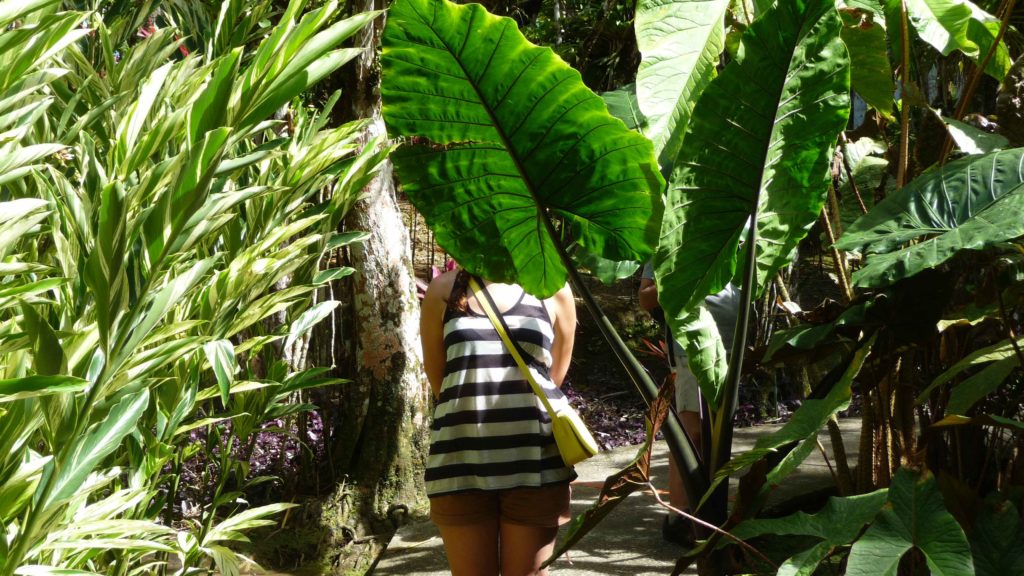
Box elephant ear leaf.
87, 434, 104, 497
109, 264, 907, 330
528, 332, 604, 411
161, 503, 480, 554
730, 490, 889, 576
634, 0, 730, 168
600, 83, 647, 133
381, 0, 664, 298
847, 468, 974, 576
654, 0, 850, 320
836, 148, 1024, 288
901, 0, 1011, 81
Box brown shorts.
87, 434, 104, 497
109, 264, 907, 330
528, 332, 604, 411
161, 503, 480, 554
429, 483, 571, 528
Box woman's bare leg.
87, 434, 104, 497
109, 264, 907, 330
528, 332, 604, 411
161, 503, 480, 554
499, 522, 559, 576
438, 519, 500, 576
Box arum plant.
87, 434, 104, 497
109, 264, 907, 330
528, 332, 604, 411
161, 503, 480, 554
653, 0, 851, 529
380, 0, 853, 555
379, 0, 713, 503
0, 0, 387, 573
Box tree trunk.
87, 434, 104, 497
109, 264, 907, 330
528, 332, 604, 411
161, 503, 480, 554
336, 152, 429, 524
305, 4, 430, 571
341, 0, 428, 516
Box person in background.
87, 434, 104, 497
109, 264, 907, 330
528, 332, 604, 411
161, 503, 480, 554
420, 266, 578, 576
638, 263, 738, 545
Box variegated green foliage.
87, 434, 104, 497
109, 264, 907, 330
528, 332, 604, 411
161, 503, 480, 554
0, 1, 385, 574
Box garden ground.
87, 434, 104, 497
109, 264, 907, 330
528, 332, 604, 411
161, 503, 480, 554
369, 418, 860, 576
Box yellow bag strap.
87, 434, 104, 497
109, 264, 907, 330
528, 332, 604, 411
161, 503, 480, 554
468, 276, 557, 417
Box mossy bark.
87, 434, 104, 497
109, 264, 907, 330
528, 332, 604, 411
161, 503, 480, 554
335, 155, 430, 525
298, 4, 430, 572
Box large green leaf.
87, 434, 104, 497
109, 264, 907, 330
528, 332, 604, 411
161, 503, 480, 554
0, 376, 87, 402
839, 6, 894, 120
654, 0, 850, 322
918, 334, 1024, 400
571, 248, 640, 285
942, 116, 1010, 154
847, 468, 974, 576
836, 148, 1024, 288
730, 490, 889, 576
634, 0, 729, 167
903, 0, 1011, 81
971, 495, 1024, 576
948, 357, 1018, 414
677, 305, 728, 407
600, 83, 647, 133
381, 0, 664, 298
848, 150, 1024, 244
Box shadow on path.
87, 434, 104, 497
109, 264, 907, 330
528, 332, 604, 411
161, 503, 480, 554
371, 419, 860, 575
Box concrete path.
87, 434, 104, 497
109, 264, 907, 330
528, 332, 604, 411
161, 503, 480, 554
373, 419, 860, 575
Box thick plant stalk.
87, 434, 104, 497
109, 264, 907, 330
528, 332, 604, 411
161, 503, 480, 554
858, 391, 875, 491
827, 174, 844, 238
893, 356, 916, 465
839, 133, 869, 214
539, 212, 711, 503
876, 369, 894, 486
827, 415, 853, 495
897, 0, 911, 187
703, 218, 759, 528
820, 205, 852, 303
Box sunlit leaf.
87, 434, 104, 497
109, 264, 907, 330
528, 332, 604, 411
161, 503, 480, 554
942, 116, 1009, 154
203, 339, 236, 405
0, 376, 86, 402
847, 468, 974, 576
655, 0, 851, 323
381, 0, 664, 298
837, 148, 1024, 287
634, 0, 729, 166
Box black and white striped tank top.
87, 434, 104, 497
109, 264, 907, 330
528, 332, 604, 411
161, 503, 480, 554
425, 280, 576, 497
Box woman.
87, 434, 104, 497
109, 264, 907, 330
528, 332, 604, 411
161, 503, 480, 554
420, 267, 577, 576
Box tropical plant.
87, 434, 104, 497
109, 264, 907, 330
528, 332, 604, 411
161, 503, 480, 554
0, 0, 387, 573
381, 0, 1024, 572
379, 0, 710, 481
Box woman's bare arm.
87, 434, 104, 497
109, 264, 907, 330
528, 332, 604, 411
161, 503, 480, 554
420, 271, 455, 399
548, 283, 577, 387
638, 278, 659, 311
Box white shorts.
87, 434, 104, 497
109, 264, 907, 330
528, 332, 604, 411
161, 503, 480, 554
671, 353, 701, 413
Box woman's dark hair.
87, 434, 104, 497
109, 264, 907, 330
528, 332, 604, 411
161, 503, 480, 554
449, 269, 471, 312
